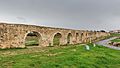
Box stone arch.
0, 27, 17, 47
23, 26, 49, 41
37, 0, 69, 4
81, 33, 84, 43
67, 33, 73, 44
84, 32, 88, 43
24, 31, 42, 47
87, 32, 91, 43
76, 33, 79, 43
52, 33, 62, 46
80, 32, 84, 42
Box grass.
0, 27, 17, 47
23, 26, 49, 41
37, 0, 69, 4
25, 36, 39, 46
98, 33, 120, 43
25, 40, 39, 46
0, 43, 120, 68
111, 38, 120, 42
110, 33, 120, 43
53, 36, 61, 46
110, 33, 120, 37
0, 33, 119, 68
101, 33, 120, 40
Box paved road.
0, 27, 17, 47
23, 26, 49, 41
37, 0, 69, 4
96, 37, 120, 50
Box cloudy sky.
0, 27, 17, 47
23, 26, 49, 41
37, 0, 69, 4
0, 0, 120, 31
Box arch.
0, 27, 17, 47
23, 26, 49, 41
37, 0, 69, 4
81, 33, 84, 43
67, 33, 72, 44
86, 32, 89, 43
24, 31, 42, 47
53, 33, 62, 46
86, 32, 88, 37
87, 32, 91, 43
76, 33, 79, 43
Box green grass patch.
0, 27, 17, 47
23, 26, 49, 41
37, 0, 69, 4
53, 33, 62, 46
102, 33, 120, 40
110, 33, 120, 37
53, 36, 60, 46
25, 40, 39, 46
111, 38, 120, 42
25, 36, 39, 46
0, 44, 120, 68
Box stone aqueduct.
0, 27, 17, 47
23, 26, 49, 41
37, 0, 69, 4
0, 23, 110, 49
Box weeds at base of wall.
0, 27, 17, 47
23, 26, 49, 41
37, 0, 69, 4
0, 47, 27, 51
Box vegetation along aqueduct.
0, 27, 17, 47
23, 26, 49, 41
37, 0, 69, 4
0, 23, 110, 49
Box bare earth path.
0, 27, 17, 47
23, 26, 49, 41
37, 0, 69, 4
96, 37, 120, 50
0, 46, 52, 57
0, 46, 71, 57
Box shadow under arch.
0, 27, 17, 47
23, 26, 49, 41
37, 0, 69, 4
81, 33, 84, 43
67, 33, 72, 44
53, 33, 62, 46
24, 31, 42, 47
76, 33, 79, 43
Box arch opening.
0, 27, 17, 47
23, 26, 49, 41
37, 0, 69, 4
67, 33, 72, 44
25, 31, 41, 46
53, 33, 62, 46
81, 33, 84, 43
76, 33, 79, 43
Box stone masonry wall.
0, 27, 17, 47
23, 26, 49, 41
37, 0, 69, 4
0, 23, 110, 49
